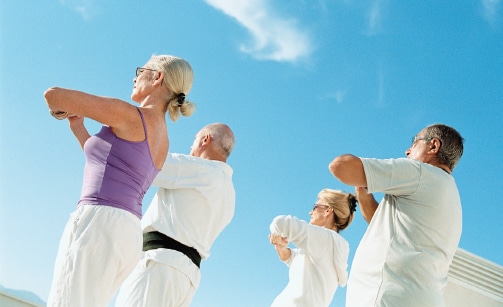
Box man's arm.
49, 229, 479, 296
355, 186, 379, 224
328, 154, 367, 187
330, 155, 378, 223
152, 153, 177, 188
152, 154, 214, 189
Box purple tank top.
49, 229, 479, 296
78, 108, 160, 218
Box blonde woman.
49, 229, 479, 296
45, 55, 195, 307
269, 189, 357, 307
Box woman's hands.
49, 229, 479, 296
269, 234, 288, 248
269, 234, 291, 261
66, 114, 90, 150
50, 110, 69, 120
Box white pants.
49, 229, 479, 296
47, 205, 142, 307
115, 256, 196, 307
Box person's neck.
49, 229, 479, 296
199, 150, 227, 163
429, 160, 452, 174
424, 156, 452, 175
437, 165, 451, 174
324, 224, 338, 232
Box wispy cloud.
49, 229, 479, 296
205, 0, 313, 63
366, 0, 386, 35
481, 0, 501, 27
318, 90, 347, 105
335, 90, 347, 104
59, 0, 99, 20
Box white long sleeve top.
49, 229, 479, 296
270, 215, 349, 307
141, 153, 235, 288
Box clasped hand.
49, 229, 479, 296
269, 234, 288, 248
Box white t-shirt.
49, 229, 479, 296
270, 215, 349, 307
141, 153, 235, 288
346, 158, 462, 307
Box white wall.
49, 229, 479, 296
445, 248, 503, 307
0, 294, 44, 307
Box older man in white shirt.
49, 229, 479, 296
116, 123, 236, 307
329, 123, 464, 307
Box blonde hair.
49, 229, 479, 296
147, 55, 196, 121
318, 188, 357, 231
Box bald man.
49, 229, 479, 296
116, 123, 236, 307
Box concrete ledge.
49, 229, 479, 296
445, 248, 503, 307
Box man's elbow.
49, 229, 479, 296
328, 154, 365, 186
328, 157, 345, 180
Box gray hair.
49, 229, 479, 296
203, 123, 235, 158
424, 124, 464, 170
147, 55, 196, 121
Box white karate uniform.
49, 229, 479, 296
115, 153, 235, 307
47, 205, 142, 307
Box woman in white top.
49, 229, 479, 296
269, 188, 357, 307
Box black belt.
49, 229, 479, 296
143, 231, 201, 268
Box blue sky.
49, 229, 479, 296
1, 1, 502, 306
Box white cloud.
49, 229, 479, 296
366, 0, 386, 35
481, 0, 501, 27
59, 0, 99, 20
335, 90, 347, 104
318, 90, 347, 104
205, 0, 313, 63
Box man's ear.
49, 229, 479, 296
429, 138, 441, 154
201, 134, 211, 145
